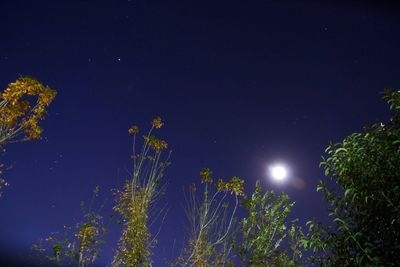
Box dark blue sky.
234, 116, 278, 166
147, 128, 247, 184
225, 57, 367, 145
0, 0, 399, 265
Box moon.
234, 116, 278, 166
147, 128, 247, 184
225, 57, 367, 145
269, 164, 288, 182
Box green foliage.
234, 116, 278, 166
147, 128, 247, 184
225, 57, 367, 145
32, 186, 106, 267
238, 180, 304, 267
306, 89, 400, 266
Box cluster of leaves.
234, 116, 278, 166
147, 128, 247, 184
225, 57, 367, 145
0, 76, 57, 145
305, 89, 400, 266
112, 117, 171, 267
238, 181, 304, 267
175, 170, 303, 267
216, 176, 245, 196
32, 186, 106, 267
112, 182, 153, 266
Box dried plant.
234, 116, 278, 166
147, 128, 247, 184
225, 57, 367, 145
174, 168, 244, 267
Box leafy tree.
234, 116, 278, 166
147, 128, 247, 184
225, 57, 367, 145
0, 76, 57, 197
111, 117, 171, 267
32, 186, 106, 267
174, 168, 244, 267
305, 90, 400, 266
0, 76, 56, 145
238, 181, 304, 267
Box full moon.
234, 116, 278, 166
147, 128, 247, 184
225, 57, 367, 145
269, 164, 288, 182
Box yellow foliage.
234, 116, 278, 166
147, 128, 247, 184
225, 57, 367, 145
128, 125, 139, 135
0, 76, 57, 144
76, 225, 99, 252
216, 176, 245, 196
152, 116, 163, 129
200, 168, 213, 184
112, 181, 152, 266
113, 117, 170, 266
144, 135, 168, 152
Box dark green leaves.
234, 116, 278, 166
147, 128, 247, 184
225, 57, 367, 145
308, 90, 400, 266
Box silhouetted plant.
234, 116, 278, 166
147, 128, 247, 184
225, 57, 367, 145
0, 76, 56, 197
305, 89, 400, 266
111, 117, 171, 267
174, 168, 244, 266
32, 186, 106, 267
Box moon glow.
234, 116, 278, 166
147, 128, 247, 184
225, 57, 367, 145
269, 164, 288, 182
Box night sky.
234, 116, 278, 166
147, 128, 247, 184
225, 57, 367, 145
1, 0, 399, 266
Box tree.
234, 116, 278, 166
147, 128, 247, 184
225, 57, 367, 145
238, 181, 304, 267
112, 117, 171, 267
305, 90, 400, 266
0, 76, 57, 197
174, 168, 244, 267
0, 76, 56, 145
